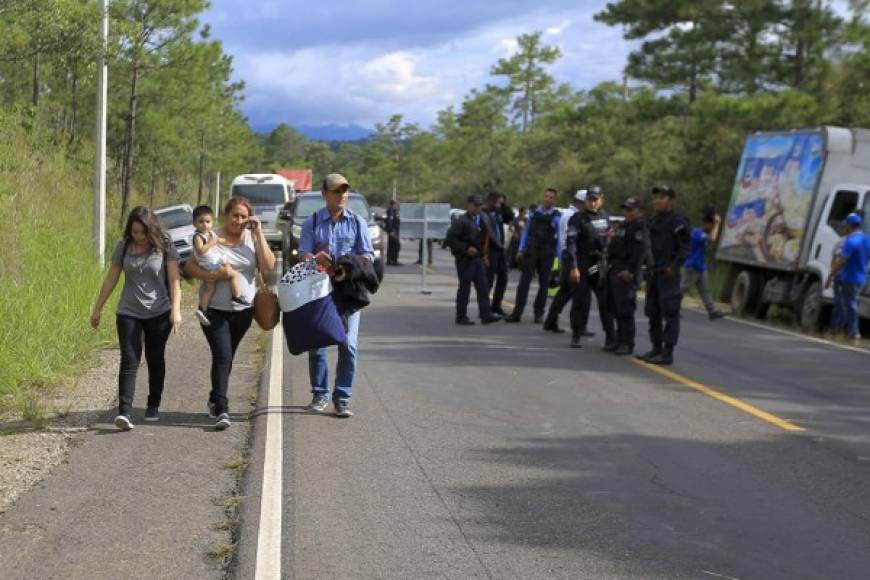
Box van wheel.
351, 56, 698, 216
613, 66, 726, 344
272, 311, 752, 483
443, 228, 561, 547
798, 280, 823, 331
730, 270, 759, 315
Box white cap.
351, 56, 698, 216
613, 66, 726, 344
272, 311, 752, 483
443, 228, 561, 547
574, 189, 588, 202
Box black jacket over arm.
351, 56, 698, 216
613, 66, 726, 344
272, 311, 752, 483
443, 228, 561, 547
333, 254, 380, 317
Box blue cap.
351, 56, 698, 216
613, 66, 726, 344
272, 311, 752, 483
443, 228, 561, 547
843, 213, 862, 227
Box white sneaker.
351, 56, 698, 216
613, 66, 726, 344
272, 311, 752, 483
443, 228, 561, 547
114, 414, 133, 431
215, 413, 231, 430
196, 309, 211, 327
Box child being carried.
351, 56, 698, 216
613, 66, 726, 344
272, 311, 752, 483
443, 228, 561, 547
192, 204, 250, 326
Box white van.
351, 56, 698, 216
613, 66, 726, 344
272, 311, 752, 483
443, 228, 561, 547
229, 174, 296, 252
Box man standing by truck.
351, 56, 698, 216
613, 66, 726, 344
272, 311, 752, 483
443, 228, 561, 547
681, 208, 726, 320
826, 213, 869, 343
639, 186, 691, 366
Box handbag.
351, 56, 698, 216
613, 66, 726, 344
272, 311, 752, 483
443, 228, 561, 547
278, 259, 347, 355
253, 271, 280, 331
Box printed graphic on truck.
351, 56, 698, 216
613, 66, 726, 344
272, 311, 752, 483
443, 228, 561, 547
718, 132, 825, 269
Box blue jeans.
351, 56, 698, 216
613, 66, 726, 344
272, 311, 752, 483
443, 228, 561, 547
308, 311, 360, 403
836, 283, 861, 338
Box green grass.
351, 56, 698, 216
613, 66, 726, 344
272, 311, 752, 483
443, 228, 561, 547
0, 117, 118, 416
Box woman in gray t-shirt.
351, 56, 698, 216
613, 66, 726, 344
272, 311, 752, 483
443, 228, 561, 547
184, 196, 276, 430
91, 206, 182, 431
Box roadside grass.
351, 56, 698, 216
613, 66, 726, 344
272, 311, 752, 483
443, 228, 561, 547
0, 117, 117, 419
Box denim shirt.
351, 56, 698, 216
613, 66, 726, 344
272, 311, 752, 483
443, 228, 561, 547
299, 207, 374, 259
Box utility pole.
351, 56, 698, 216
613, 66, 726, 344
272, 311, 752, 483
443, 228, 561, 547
93, 0, 109, 267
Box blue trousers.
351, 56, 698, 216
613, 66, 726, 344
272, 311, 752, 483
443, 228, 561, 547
309, 311, 360, 403
834, 282, 861, 339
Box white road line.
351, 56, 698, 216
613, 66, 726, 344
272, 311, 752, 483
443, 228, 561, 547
255, 326, 283, 580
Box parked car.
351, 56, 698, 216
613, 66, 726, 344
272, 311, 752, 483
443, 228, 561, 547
281, 191, 385, 281
153, 204, 194, 267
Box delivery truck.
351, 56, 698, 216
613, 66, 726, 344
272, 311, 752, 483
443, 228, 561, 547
716, 126, 870, 330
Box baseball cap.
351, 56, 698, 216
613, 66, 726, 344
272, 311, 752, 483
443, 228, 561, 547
467, 194, 484, 205
574, 189, 587, 202
651, 185, 676, 198
587, 185, 602, 198
621, 197, 644, 210
323, 173, 349, 191
843, 212, 863, 226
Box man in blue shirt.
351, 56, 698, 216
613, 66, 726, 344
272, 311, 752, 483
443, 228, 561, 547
681, 210, 726, 320
506, 188, 561, 323
826, 213, 869, 341
299, 173, 374, 418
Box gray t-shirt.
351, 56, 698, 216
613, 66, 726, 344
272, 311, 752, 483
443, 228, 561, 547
199, 228, 258, 312
111, 239, 179, 319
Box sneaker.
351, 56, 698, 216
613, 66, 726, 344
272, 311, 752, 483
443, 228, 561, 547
196, 308, 211, 327
207, 401, 216, 419
232, 296, 251, 306
114, 414, 134, 431
307, 395, 330, 413
709, 310, 726, 320
144, 406, 159, 422
334, 401, 354, 418
215, 413, 231, 430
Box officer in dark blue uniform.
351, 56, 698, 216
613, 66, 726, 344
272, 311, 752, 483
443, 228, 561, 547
606, 197, 647, 355
483, 191, 509, 316
639, 186, 690, 365
445, 195, 502, 326
563, 188, 615, 348
384, 199, 401, 265
506, 189, 561, 323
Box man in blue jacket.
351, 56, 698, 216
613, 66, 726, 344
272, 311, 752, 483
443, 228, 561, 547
826, 212, 869, 343
299, 173, 373, 418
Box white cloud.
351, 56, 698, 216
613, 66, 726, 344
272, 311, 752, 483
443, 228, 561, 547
545, 19, 574, 36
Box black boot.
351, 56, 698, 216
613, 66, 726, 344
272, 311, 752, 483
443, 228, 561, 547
613, 344, 634, 356
637, 347, 662, 362
543, 319, 566, 333
570, 334, 582, 349
505, 312, 522, 323
646, 348, 673, 365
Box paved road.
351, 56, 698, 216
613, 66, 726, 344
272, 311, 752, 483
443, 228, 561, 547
236, 245, 870, 580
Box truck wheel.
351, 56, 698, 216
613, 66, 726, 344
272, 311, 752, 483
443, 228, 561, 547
730, 270, 759, 315
798, 280, 823, 332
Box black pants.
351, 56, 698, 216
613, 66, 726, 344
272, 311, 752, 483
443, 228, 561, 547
455, 258, 492, 321
418, 239, 433, 265
116, 312, 172, 415
512, 251, 554, 319
544, 265, 576, 326
201, 307, 254, 415
486, 247, 508, 312
645, 271, 682, 350
387, 233, 401, 264
608, 270, 638, 348
570, 270, 615, 341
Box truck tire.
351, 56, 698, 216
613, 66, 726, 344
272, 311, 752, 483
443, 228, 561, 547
730, 270, 759, 315
798, 279, 823, 332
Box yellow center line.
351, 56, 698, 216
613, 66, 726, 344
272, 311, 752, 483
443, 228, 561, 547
633, 359, 805, 432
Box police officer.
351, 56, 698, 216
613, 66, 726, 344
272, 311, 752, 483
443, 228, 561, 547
384, 199, 401, 265
445, 195, 503, 326
483, 191, 509, 316
639, 186, 690, 365
564, 187, 615, 348
506, 189, 561, 323
543, 190, 586, 333
606, 197, 647, 355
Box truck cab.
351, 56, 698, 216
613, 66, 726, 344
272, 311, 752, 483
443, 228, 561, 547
229, 174, 296, 253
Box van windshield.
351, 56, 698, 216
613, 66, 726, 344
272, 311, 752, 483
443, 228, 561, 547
294, 196, 370, 221
155, 208, 192, 229
231, 184, 286, 205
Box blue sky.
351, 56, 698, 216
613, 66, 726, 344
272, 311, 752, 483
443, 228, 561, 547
201, 1, 631, 130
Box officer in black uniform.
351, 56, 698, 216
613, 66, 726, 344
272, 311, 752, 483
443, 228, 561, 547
606, 197, 647, 355
483, 191, 509, 316
639, 186, 690, 365
445, 194, 502, 326
543, 190, 587, 334
564, 188, 615, 348
384, 199, 401, 265
506, 189, 561, 323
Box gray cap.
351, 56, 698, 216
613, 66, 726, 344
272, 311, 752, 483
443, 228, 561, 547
324, 173, 349, 191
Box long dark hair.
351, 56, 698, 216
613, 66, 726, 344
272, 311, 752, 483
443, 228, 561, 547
123, 206, 168, 251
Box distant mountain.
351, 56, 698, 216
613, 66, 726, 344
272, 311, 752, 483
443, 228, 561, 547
251, 122, 374, 142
